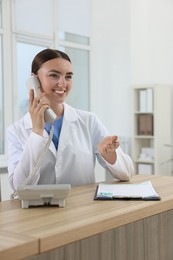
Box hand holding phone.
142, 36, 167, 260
26, 75, 56, 124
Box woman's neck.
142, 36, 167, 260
52, 103, 64, 119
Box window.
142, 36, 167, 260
60, 46, 90, 110
0, 0, 4, 155
16, 42, 46, 118
0, 0, 2, 27
58, 32, 89, 45
0, 0, 91, 167
13, 0, 53, 37
0, 36, 3, 154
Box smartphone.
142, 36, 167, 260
26, 75, 56, 124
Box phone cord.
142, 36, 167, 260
10, 125, 54, 199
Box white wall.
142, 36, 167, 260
90, 0, 132, 180
91, 0, 131, 138
131, 0, 173, 85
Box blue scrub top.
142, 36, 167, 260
45, 115, 64, 150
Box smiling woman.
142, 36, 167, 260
6, 48, 134, 194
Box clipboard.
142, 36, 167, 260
94, 181, 161, 201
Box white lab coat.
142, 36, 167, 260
7, 103, 134, 191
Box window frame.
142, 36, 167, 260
0, 0, 13, 167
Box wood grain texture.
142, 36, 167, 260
26, 209, 173, 260
0, 231, 38, 260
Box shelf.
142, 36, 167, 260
135, 160, 154, 164
134, 135, 154, 139
134, 111, 154, 115
132, 84, 172, 175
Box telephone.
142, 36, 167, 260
10, 76, 59, 205
16, 184, 71, 208
26, 75, 56, 124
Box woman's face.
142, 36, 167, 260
37, 57, 73, 104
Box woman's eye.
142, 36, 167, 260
49, 73, 59, 79
66, 75, 72, 80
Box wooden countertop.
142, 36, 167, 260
0, 231, 38, 259
1, 174, 173, 257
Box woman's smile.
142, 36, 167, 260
53, 89, 66, 95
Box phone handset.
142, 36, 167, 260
26, 75, 56, 124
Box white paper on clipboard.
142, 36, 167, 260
95, 181, 160, 200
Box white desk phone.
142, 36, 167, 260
11, 76, 70, 208
16, 184, 71, 209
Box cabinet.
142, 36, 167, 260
132, 84, 172, 176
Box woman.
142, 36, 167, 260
7, 49, 134, 191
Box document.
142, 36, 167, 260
94, 181, 161, 200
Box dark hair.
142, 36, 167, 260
31, 49, 71, 74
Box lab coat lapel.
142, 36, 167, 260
58, 118, 71, 155
57, 103, 77, 155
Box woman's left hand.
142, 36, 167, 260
98, 136, 120, 164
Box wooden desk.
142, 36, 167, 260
0, 174, 173, 260
0, 231, 38, 259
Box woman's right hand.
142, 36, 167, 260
29, 89, 49, 135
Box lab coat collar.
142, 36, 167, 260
63, 103, 78, 122
22, 103, 78, 157
23, 112, 32, 129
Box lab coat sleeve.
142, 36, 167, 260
97, 146, 134, 181
7, 126, 49, 191
90, 113, 134, 181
